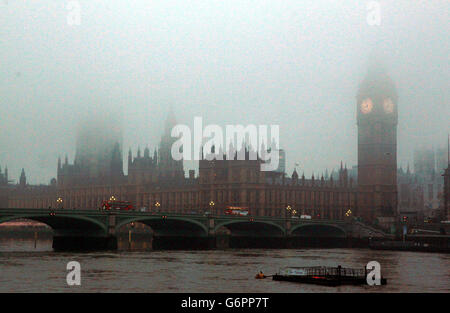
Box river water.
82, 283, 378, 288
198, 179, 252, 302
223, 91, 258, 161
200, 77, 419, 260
0, 236, 449, 293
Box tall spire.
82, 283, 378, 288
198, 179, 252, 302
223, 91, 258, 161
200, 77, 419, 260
57, 156, 62, 176
292, 168, 298, 180
128, 148, 132, 167
20, 168, 26, 187
447, 133, 449, 166
110, 142, 123, 176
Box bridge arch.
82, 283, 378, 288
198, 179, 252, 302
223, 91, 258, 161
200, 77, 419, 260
214, 220, 285, 237
115, 216, 209, 237
0, 214, 108, 234
289, 223, 347, 238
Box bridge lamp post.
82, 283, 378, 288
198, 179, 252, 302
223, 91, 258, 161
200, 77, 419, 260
345, 209, 352, 219
128, 222, 135, 250
56, 197, 63, 209
285, 205, 292, 218
155, 201, 161, 212
110, 196, 116, 201
292, 209, 297, 217
209, 201, 215, 215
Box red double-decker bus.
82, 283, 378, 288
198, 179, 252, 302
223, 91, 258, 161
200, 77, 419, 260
101, 200, 133, 211
224, 206, 249, 216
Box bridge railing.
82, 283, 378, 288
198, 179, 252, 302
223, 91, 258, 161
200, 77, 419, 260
0, 208, 348, 224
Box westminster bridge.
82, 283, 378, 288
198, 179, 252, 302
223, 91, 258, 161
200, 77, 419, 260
0, 208, 387, 251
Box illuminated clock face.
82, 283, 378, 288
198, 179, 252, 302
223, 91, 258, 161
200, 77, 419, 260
383, 98, 394, 113
360, 98, 373, 114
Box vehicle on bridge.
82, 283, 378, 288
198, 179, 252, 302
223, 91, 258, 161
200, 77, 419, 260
410, 228, 441, 235
101, 200, 134, 211
224, 206, 249, 216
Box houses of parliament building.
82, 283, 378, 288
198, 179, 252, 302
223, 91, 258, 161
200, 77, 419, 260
2, 66, 449, 223
5, 109, 358, 221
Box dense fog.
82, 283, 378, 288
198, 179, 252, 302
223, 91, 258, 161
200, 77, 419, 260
0, 1, 448, 183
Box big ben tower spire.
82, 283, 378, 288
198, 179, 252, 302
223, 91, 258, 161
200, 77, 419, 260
357, 63, 398, 224
443, 135, 450, 221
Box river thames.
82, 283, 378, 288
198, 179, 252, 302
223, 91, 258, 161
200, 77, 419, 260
0, 236, 448, 293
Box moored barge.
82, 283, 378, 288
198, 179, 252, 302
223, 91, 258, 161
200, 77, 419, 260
272, 266, 387, 286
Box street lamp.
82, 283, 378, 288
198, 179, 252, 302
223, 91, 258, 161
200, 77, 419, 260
345, 209, 352, 217
56, 197, 63, 209
155, 201, 161, 212
209, 200, 215, 215
128, 222, 135, 250
286, 205, 292, 218
110, 196, 116, 201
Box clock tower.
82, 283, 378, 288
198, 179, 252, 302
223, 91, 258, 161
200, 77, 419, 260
444, 136, 450, 221
357, 66, 398, 223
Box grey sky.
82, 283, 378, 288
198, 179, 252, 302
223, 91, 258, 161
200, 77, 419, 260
0, 0, 449, 184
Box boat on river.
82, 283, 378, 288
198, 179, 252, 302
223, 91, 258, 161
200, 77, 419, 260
272, 266, 387, 286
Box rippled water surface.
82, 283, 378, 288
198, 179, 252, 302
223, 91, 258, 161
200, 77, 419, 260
0, 237, 449, 292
